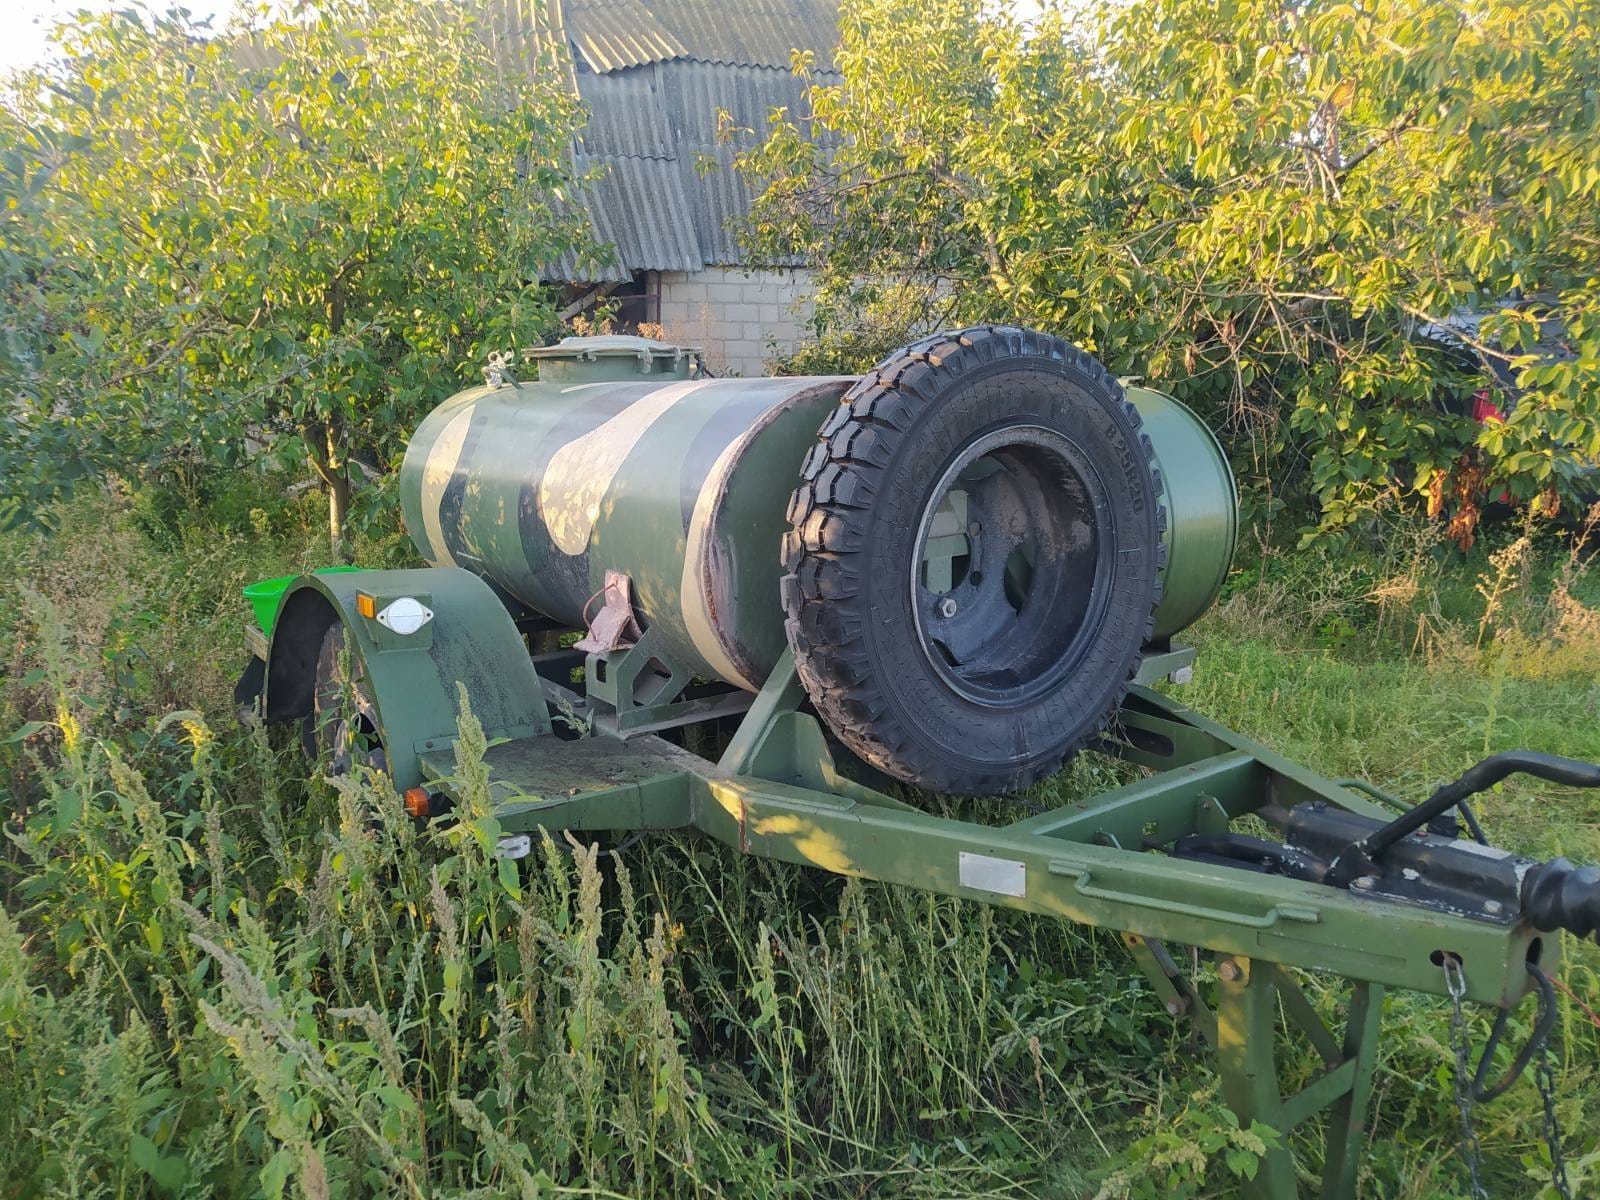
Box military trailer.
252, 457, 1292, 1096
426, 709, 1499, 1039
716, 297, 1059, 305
239, 326, 1599, 1199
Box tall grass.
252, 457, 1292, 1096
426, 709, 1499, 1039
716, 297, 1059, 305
3, 487, 1599, 1198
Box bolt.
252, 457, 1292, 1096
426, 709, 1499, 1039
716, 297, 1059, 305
1352, 875, 1377, 891
1402, 867, 1421, 882
1483, 899, 1504, 915
1218, 959, 1241, 982
1165, 999, 1184, 1016
937, 597, 959, 618
968, 522, 981, 536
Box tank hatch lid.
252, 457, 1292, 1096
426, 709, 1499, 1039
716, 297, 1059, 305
525, 335, 702, 383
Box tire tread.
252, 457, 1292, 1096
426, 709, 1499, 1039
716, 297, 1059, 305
780, 325, 1167, 794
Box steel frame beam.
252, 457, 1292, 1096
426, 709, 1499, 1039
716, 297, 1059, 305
414, 647, 1550, 1199
1122, 933, 1384, 1199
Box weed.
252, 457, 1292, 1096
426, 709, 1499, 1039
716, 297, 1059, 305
3, 487, 1598, 1197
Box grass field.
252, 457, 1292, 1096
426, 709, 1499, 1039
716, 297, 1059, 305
3, 486, 1597, 1199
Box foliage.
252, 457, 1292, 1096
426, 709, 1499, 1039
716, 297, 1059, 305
1092, 1092, 1278, 1199
3, 483, 1600, 1197
742, 0, 1600, 543
0, 0, 591, 550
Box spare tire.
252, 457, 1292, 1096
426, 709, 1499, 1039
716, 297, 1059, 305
780, 326, 1166, 794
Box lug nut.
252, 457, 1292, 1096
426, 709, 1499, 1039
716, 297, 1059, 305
1352, 875, 1377, 891
938, 597, 959, 618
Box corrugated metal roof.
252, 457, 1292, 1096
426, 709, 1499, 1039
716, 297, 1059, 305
647, 0, 840, 70
665, 60, 828, 264
531, 0, 840, 278
665, 57, 820, 136
566, 0, 836, 73
576, 64, 675, 159
237, 0, 831, 277
481, 0, 575, 88
564, 0, 688, 73
583, 149, 706, 272
555, 57, 835, 275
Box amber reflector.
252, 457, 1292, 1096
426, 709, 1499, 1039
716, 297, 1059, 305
403, 787, 431, 818
356, 592, 377, 619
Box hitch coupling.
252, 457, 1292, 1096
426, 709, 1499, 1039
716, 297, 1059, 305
1175, 749, 1600, 942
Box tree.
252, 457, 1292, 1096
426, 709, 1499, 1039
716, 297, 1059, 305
741, 0, 1600, 543
1, 0, 591, 553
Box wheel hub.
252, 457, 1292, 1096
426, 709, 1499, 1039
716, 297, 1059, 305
909, 425, 1112, 705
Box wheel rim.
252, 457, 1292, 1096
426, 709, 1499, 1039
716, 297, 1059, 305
318, 707, 387, 776
908, 424, 1113, 705
308, 628, 389, 776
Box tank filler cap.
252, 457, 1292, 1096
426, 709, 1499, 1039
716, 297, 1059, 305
523, 335, 703, 382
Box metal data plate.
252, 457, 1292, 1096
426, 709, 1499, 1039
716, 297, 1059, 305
959, 852, 1027, 898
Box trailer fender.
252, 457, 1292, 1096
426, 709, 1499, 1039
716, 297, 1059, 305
262, 567, 550, 788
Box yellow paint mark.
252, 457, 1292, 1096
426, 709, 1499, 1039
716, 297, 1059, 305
539, 380, 706, 555
703, 780, 857, 874
707, 779, 745, 819
749, 811, 857, 875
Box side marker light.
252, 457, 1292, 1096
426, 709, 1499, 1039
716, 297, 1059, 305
376, 596, 433, 635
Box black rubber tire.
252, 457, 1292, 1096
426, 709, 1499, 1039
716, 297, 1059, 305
302, 623, 388, 777
780, 326, 1166, 794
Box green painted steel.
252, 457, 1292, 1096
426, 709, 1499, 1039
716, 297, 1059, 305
400, 339, 1239, 696
412, 650, 1546, 1012
523, 334, 700, 385
262, 567, 549, 789
394, 641, 1567, 1197
253, 331, 1578, 1200
400, 351, 850, 691
1126, 385, 1239, 639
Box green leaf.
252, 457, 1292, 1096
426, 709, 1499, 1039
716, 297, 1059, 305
376, 1084, 417, 1113
260, 1148, 294, 1200
497, 853, 522, 900
131, 1134, 160, 1175
51, 789, 82, 835
1226, 1146, 1259, 1179
130, 1134, 188, 1191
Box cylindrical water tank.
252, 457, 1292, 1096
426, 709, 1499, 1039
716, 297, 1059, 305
401, 336, 851, 691
399, 329, 1236, 787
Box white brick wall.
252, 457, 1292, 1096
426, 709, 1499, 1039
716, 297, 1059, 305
656, 266, 816, 377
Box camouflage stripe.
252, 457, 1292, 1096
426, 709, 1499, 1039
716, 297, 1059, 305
682, 424, 762, 690
539, 380, 712, 554
401, 372, 849, 688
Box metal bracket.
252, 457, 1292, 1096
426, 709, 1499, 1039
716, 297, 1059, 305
1124, 940, 1384, 1199
584, 628, 755, 736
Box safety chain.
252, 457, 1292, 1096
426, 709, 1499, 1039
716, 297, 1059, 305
1533, 1030, 1572, 1200
1442, 956, 1490, 1200
1442, 956, 1573, 1200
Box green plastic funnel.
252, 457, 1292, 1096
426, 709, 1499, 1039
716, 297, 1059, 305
243, 565, 365, 636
